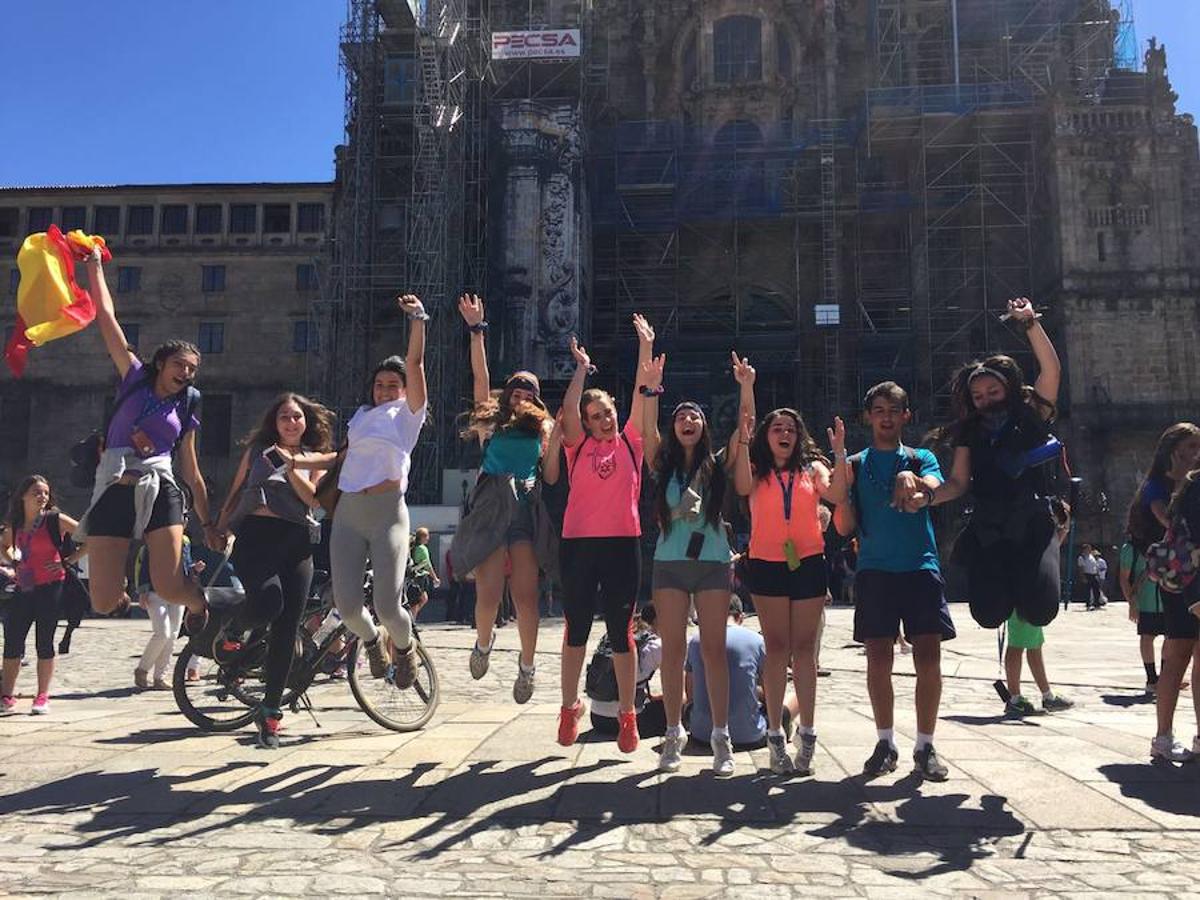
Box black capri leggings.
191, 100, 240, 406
3, 582, 62, 661
230, 516, 315, 710
952, 512, 1060, 629
560, 537, 641, 650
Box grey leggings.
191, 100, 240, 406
330, 490, 413, 650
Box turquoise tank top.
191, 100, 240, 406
654, 473, 733, 564
481, 430, 541, 482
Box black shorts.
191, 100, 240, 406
853, 569, 956, 643
86, 481, 185, 538
746, 555, 827, 601
1162, 589, 1200, 641
1136, 610, 1167, 637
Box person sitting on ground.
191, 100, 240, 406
684, 596, 799, 749
589, 603, 665, 739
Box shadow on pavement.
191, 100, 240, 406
0, 751, 1024, 879
942, 713, 1041, 727
1099, 693, 1153, 708
1099, 762, 1200, 816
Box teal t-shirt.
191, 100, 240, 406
481, 429, 541, 482
853, 446, 942, 573
1120, 542, 1162, 613
654, 473, 732, 564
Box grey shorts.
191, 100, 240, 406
506, 488, 536, 545
652, 560, 732, 596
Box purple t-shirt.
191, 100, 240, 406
105, 359, 201, 456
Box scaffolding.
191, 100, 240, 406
311, 0, 488, 504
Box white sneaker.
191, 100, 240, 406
30, 693, 50, 715
793, 732, 817, 776
711, 732, 735, 778
1150, 733, 1194, 763
658, 731, 684, 773
768, 734, 795, 774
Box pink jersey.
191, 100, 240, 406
562, 422, 644, 538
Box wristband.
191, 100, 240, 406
469, 321, 489, 333
408, 310, 431, 322
639, 384, 665, 397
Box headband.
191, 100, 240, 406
672, 401, 706, 419
967, 365, 1007, 384
506, 376, 541, 398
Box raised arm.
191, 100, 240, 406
561, 337, 591, 447
85, 250, 137, 378
728, 352, 757, 470
819, 417, 849, 506
458, 293, 491, 406
628, 314, 655, 431
398, 294, 428, 413
641, 354, 666, 466
543, 412, 564, 485
734, 413, 755, 497
832, 459, 857, 537
1007, 297, 1060, 415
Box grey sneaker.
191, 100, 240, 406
793, 732, 817, 776
512, 664, 535, 704
711, 732, 735, 778
1150, 733, 1194, 763
659, 731, 684, 773
364, 632, 389, 679
469, 638, 493, 680
1005, 695, 1037, 717
863, 739, 898, 778
392, 643, 418, 690
768, 734, 795, 774
1042, 694, 1074, 712
913, 744, 950, 781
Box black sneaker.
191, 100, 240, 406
256, 707, 282, 750
913, 744, 949, 781
863, 739, 898, 777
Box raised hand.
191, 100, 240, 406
569, 335, 591, 370
641, 353, 666, 390
1003, 296, 1039, 323
826, 416, 846, 460
731, 351, 756, 386
739, 411, 755, 446
397, 294, 427, 319
632, 313, 655, 346
458, 293, 484, 327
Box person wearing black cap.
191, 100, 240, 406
451, 294, 555, 705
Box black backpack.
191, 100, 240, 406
584, 631, 655, 703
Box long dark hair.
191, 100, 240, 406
6, 475, 54, 532
749, 408, 826, 480
653, 407, 726, 534
1127, 422, 1200, 548
242, 393, 335, 453
148, 340, 201, 385
460, 370, 551, 441
935, 354, 1054, 444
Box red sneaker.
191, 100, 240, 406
617, 710, 639, 753
557, 700, 584, 747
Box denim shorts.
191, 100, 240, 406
506, 486, 536, 545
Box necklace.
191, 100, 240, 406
861, 447, 907, 494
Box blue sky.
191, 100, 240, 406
0, 1, 1195, 187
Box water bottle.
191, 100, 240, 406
312, 607, 343, 645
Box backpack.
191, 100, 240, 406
848, 446, 922, 537
1145, 516, 1200, 594
40, 513, 91, 622
584, 631, 654, 703
70, 377, 200, 489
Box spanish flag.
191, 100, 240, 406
4, 225, 111, 377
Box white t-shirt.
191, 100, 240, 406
337, 401, 427, 494
1078, 554, 1099, 576
591, 634, 663, 718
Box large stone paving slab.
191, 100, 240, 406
1, 604, 1198, 896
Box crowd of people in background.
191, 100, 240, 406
2, 263, 1199, 775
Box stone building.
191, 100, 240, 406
0, 183, 333, 512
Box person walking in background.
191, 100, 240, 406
1093, 548, 1109, 607
1, 476, 79, 715
406, 527, 439, 621
1078, 544, 1102, 610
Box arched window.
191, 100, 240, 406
714, 16, 762, 84
714, 119, 764, 148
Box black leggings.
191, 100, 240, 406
560, 537, 641, 649
4, 583, 62, 661
230, 516, 314, 710
953, 514, 1061, 629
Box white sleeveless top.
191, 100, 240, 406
337, 400, 427, 494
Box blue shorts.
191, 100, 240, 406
853, 569, 956, 643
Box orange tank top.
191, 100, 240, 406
748, 468, 824, 563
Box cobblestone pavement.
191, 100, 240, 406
1, 602, 1198, 897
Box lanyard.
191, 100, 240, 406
774, 470, 796, 522
135, 391, 178, 428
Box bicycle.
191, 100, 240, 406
173, 567, 439, 734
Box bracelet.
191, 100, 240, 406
639, 384, 665, 397
408, 310, 431, 322
469, 321, 489, 333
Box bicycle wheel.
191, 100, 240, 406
348, 638, 439, 732
173, 642, 260, 732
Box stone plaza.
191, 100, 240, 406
1, 603, 1197, 897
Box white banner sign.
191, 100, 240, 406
491, 29, 581, 61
